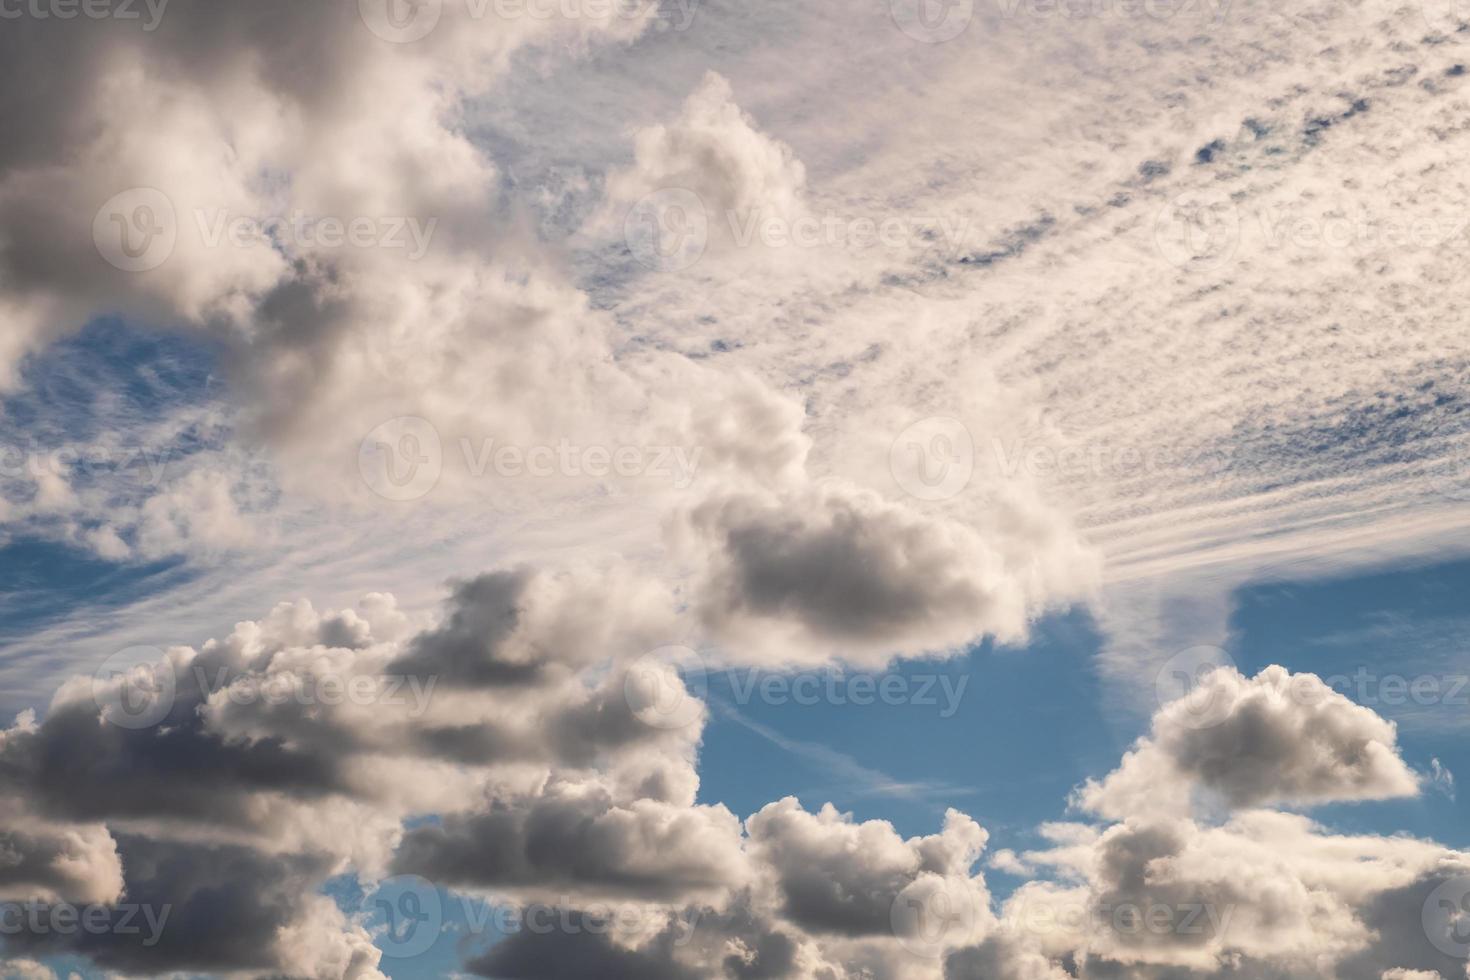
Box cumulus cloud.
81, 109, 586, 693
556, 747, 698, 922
3, 571, 1469, 980
598, 71, 808, 265
745, 798, 989, 940
1077, 665, 1422, 820
680, 482, 1093, 667
392, 782, 748, 903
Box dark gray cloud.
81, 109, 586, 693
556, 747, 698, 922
0, 835, 366, 976
391, 785, 745, 901
465, 911, 699, 980
387, 569, 544, 688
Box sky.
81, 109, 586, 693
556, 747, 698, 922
2, 0, 1470, 977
